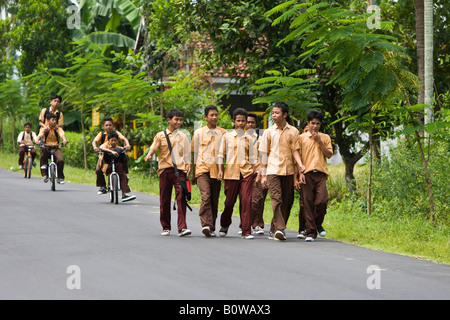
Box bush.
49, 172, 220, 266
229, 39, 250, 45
64, 131, 98, 170
352, 138, 449, 224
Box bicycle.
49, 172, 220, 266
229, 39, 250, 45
23, 145, 35, 179
104, 148, 126, 204
42, 143, 65, 191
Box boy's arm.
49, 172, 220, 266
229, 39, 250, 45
59, 129, 68, 146
144, 134, 160, 162
311, 132, 333, 158
119, 134, 131, 151
217, 135, 226, 181
92, 132, 102, 151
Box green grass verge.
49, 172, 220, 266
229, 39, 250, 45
2, 150, 449, 265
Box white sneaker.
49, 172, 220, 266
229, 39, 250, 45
178, 229, 191, 237
202, 226, 212, 237
305, 236, 315, 242
40, 165, 47, 170
253, 226, 264, 235
274, 230, 286, 241
161, 230, 170, 236
18, 165, 23, 170
241, 234, 254, 239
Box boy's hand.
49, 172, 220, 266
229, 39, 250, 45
217, 170, 223, 181
261, 175, 268, 189
299, 172, 306, 184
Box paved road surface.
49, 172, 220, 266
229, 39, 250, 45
0, 168, 449, 300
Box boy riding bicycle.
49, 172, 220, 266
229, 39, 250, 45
92, 117, 131, 195
17, 122, 37, 170
36, 113, 68, 184
99, 131, 136, 203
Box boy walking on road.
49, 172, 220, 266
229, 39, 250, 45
246, 113, 267, 235
299, 110, 333, 242
259, 102, 305, 241
191, 105, 227, 237
217, 108, 256, 239
144, 109, 192, 237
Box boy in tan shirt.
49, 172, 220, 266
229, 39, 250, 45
298, 110, 333, 242
145, 109, 191, 237
191, 105, 227, 237
259, 102, 305, 241
37, 113, 68, 183
218, 108, 256, 239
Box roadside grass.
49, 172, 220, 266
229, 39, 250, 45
2, 150, 449, 265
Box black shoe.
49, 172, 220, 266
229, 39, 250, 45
219, 227, 228, 237
121, 194, 136, 202
317, 226, 326, 237
97, 187, 107, 195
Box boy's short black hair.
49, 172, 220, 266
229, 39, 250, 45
103, 116, 113, 124
108, 130, 119, 140
232, 108, 248, 120
204, 105, 219, 117
247, 112, 257, 121
273, 101, 292, 124
301, 121, 308, 130
51, 95, 62, 103
24, 122, 32, 128
167, 109, 183, 120
46, 113, 57, 120
307, 110, 324, 122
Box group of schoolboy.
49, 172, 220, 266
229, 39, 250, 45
18, 96, 331, 241
144, 102, 332, 242
17, 95, 136, 202
17, 95, 68, 184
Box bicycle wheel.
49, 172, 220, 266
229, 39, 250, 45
23, 157, 29, 178
112, 174, 119, 204
26, 156, 32, 179
50, 164, 56, 191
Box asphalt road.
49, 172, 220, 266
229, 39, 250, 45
0, 168, 449, 300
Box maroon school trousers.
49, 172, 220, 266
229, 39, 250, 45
251, 174, 268, 229
159, 168, 188, 232
301, 171, 329, 238
220, 174, 254, 236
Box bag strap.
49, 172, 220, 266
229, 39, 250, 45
164, 130, 192, 211
163, 129, 180, 178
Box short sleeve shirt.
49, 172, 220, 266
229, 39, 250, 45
150, 128, 191, 176
39, 108, 64, 127
191, 126, 227, 179
17, 131, 37, 146
39, 127, 65, 145
299, 132, 332, 175
258, 123, 300, 176
218, 129, 256, 180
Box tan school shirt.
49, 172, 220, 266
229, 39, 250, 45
150, 128, 191, 176
39, 127, 65, 145
191, 126, 227, 179
93, 130, 126, 146
218, 129, 256, 180
258, 123, 301, 176
17, 131, 37, 146
299, 131, 332, 176
39, 107, 64, 127
247, 129, 262, 174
